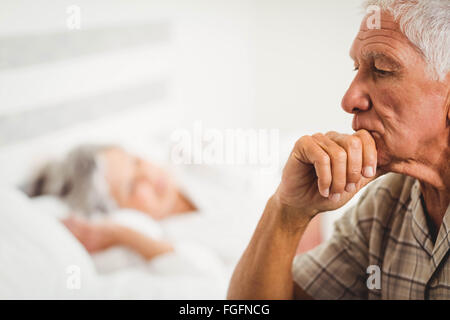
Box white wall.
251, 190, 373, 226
251, 0, 363, 134
0, 0, 365, 132
170, 0, 365, 132
0, 0, 256, 129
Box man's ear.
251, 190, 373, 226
447, 91, 450, 127
446, 74, 450, 127
447, 98, 449, 128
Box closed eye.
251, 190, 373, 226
373, 65, 392, 76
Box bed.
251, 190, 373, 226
0, 11, 274, 299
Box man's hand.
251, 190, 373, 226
275, 129, 383, 219
228, 129, 384, 299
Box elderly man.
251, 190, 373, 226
228, 0, 449, 300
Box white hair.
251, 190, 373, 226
363, 0, 450, 81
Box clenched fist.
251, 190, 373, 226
275, 129, 384, 218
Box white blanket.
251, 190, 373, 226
0, 186, 232, 299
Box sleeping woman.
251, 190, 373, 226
27, 144, 198, 261
26, 144, 321, 269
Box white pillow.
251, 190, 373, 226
0, 186, 98, 299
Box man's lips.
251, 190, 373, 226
352, 116, 380, 134
352, 118, 381, 137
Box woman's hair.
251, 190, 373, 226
27, 144, 118, 216
363, 0, 450, 81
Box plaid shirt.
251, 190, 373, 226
292, 173, 450, 299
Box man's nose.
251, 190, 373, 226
341, 77, 371, 114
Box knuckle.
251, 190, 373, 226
347, 136, 362, 150
356, 129, 374, 143
317, 154, 330, 166
334, 149, 347, 163
312, 132, 324, 139
300, 134, 313, 143
295, 135, 310, 148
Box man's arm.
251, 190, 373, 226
227, 130, 380, 300
227, 194, 313, 299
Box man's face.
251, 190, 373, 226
101, 148, 179, 219
342, 12, 449, 171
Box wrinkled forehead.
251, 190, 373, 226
350, 10, 422, 62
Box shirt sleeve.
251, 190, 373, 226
292, 188, 374, 300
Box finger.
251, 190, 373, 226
312, 133, 347, 199
354, 129, 377, 178
293, 135, 332, 197
357, 164, 386, 191
325, 131, 362, 193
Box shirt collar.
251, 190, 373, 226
410, 179, 450, 267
